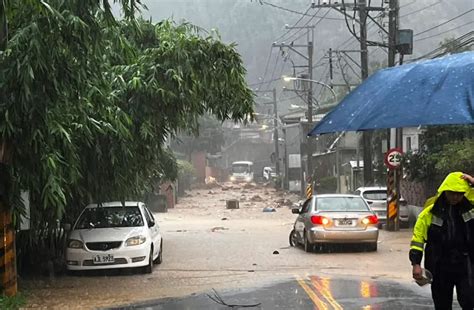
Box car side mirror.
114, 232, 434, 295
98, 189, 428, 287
149, 221, 155, 228
367, 201, 373, 204
64, 223, 72, 231
291, 208, 300, 214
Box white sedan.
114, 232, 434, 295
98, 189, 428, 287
66, 201, 162, 273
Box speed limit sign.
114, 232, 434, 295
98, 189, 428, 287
384, 148, 403, 170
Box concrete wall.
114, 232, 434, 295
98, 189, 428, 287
191, 151, 206, 183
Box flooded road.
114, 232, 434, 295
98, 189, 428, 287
108, 276, 440, 309
22, 183, 434, 309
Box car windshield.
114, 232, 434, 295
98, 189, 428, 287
362, 190, 387, 200
232, 164, 250, 173
75, 206, 144, 229
317, 197, 370, 212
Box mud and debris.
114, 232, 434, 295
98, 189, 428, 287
21, 183, 414, 309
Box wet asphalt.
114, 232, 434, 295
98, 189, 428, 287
107, 275, 462, 309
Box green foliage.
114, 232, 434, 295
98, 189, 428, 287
177, 160, 196, 178
404, 125, 474, 184
439, 37, 473, 54
0, 1, 254, 272
171, 114, 225, 157
0, 293, 26, 310
432, 139, 474, 176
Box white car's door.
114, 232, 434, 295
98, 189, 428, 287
143, 205, 160, 258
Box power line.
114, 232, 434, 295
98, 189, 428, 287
337, 0, 444, 50
399, 0, 442, 19
415, 21, 474, 42
248, 77, 280, 88
414, 9, 474, 37
408, 31, 473, 62
273, 5, 312, 43
291, 9, 331, 43
280, 8, 322, 43
251, 49, 274, 89
260, 1, 345, 21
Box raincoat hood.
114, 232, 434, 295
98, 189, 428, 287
424, 172, 474, 208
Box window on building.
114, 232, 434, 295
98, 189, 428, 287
406, 137, 412, 152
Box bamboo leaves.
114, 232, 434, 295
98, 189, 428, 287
1, 1, 253, 226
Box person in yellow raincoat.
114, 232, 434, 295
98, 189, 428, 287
409, 172, 474, 309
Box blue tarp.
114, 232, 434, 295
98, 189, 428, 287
309, 51, 474, 135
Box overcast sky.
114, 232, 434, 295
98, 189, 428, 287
114, 0, 473, 100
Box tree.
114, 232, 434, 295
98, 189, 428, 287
0, 1, 254, 277
404, 125, 474, 186
439, 37, 473, 55
170, 114, 225, 161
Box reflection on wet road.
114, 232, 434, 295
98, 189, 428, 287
108, 275, 456, 309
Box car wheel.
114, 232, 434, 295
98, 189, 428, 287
367, 242, 378, 252
143, 246, 154, 274
289, 229, 298, 247
304, 231, 313, 253
154, 239, 163, 265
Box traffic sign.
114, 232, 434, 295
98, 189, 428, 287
384, 148, 403, 170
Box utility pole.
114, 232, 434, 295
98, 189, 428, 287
386, 0, 401, 232
312, 1, 382, 187
254, 88, 280, 187
307, 30, 314, 186
329, 48, 334, 88
272, 88, 280, 179
273, 25, 315, 196
358, 0, 373, 187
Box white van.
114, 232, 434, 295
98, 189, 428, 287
230, 161, 254, 182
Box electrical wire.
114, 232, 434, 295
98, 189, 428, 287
255, 4, 313, 88
251, 49, 274, 89
248, 77, 280, 88
337, 0, 441, 50
280, 8, 321, 43
408, 31, 473, 62
399, 0, 442, 19
263, 53, 282, 91
273, 5, 312, 43
414, 9, 474, 37
340, 0, 388, 48
291, 9, 331, 43
260, 1, 345, 21
415, 21, 474, 42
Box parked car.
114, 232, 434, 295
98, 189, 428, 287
291, 194, 379, 252
66, 201, 163, 274
354, 187, 410, 228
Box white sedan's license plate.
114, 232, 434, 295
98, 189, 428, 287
93, 254, 114, 264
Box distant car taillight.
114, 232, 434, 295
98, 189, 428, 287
362, 215, 379, 225
311, 215, 330, 225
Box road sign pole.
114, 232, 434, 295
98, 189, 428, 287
384, 148, 402, 231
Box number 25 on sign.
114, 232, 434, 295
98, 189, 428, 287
384, 148, 403, 170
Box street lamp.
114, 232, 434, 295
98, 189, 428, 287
282, 75, 338, 101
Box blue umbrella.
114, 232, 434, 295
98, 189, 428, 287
309, 51, 474, 135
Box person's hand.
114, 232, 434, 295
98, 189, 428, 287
412, 264, 423, 280
461, 173, 474, 185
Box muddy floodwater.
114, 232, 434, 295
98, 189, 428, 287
21, 183, 414, 309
